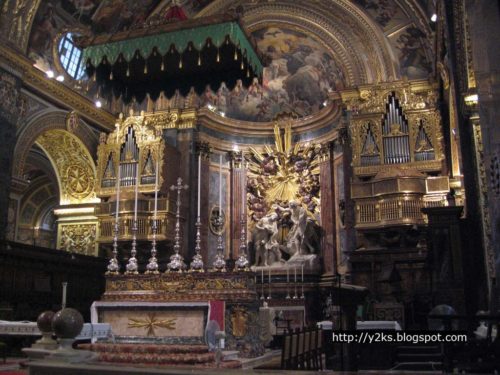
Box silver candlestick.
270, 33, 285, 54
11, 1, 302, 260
189, 217, 204, 272
260, 277, 265, 300
106, 222, 120, 274
212, 218, 226, 271
234, 215, 249, 271
145, 220, 159, 274
167, 177, 188, 272
125, 220, 139, 274
267, 267, 272, 300
293, 267, 298, 299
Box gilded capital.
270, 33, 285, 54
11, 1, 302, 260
195, 141, 211, 160
228, 149, 244, 169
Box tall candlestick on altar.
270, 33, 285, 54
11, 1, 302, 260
301, 264, 305, 299
212, 153, 226, 272
267, 267, 271, 300
134, 163, 139, 222
126, 159, 140, 274
260, 268, 264, 300
241, 159, 245, 215
293, 266, 298, 299
219, 154, 222, 211
154, 159, 159, 220
115, 164, 121, 221
197, 153, 201, 217
146, 156, 160, 274
286, 266, 291, 299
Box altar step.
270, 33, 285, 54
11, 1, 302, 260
78, 343, 241, 369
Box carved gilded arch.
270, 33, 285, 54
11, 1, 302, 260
13, 110, 97, 179
36, 129, 98, 205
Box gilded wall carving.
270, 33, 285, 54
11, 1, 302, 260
1, 0, 41, 53
58, 223, 97, 256
36, 129, 97, 204
490, 153, 500, 197
13, 111, 100, 181
246, 117, 321, 222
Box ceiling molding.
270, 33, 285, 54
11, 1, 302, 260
0, 44, 115, 131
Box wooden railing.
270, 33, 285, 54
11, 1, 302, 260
281, 327, 324, 370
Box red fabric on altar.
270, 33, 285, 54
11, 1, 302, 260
208, 300, 225, 331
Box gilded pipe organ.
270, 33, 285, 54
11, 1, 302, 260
341, 79, 466, 322
342, 80, 450, 231
95, 111, 178, 244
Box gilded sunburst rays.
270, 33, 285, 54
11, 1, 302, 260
246, 122, 321, 222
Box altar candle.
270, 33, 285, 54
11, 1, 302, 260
301, 264, 304, 283
115, 162, 121, 221
62, 282, 67, 309
268, 267, 272, 298
241, 160, 245, 216
287, 266, 289, 283
154, 158, 159, 221
197, 153, 201, 217
261, 268, 264, 284
219, 154, 222, 211
294, 266, 297, 283
134, 162, 139, 222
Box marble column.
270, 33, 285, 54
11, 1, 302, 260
228, 150, 244, 263
0, 69, 23, 244
196, 142, 211, 263
319, 142, 336, 275
339, 122, 355, 277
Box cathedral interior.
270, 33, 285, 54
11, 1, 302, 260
0, 0, 499, 373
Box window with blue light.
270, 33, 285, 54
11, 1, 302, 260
58, 33, 85, 80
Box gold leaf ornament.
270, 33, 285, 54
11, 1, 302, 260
128, 314, 176, 336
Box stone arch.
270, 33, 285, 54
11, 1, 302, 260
13, 110, 98, 180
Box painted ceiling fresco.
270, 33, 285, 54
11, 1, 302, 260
28, 2, 347, 121
27, 0, 431, 121
28, 1, 213, 73
354, 0, 432, 79
195, 27, 347, 121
